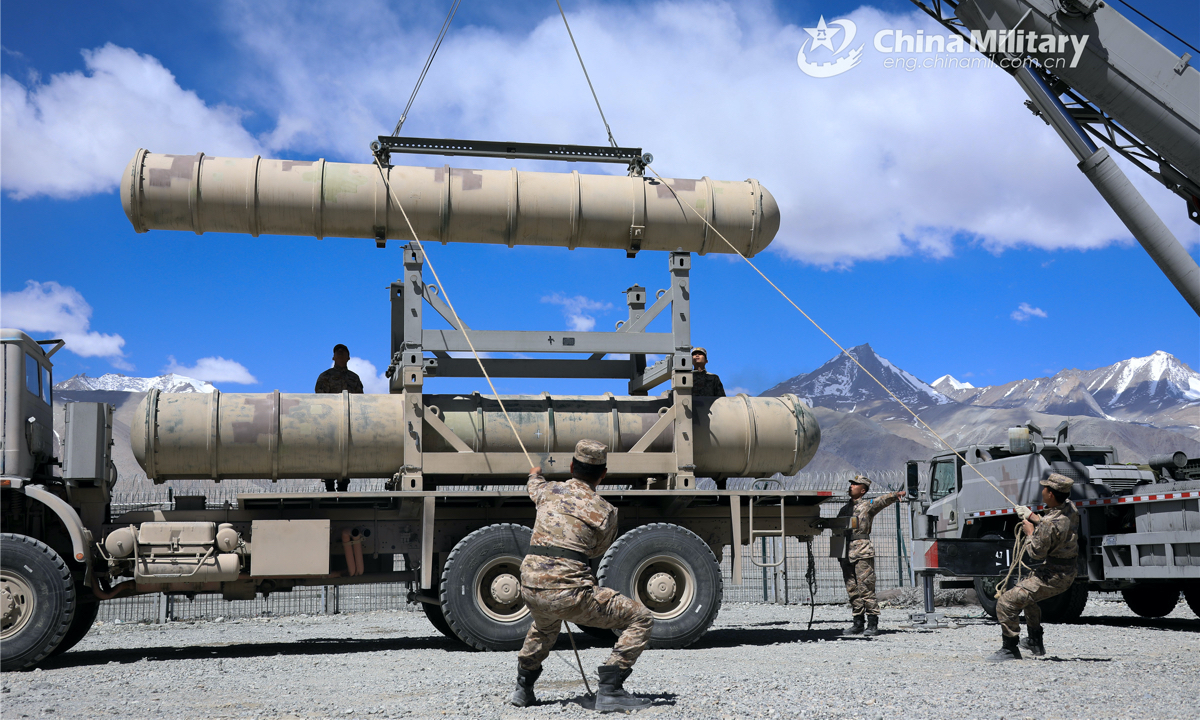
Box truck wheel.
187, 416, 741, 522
1, 534, 77, 671
598, 523, 721, 649
421, 597, 456, 640
1184, 583, 1200, 619
1038, 583, 1088, 623
440, 524, 533, 651
974, 534, 1010, 619
49, 596, 100, 657
1122, 585, 1180, 618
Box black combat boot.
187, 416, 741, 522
862, 614, 880, 636
1019, 626, 1045, 657
843, 615, 865, 636
594, 665, 652, 713
508, 665, 543, 707
986, 634, 1022, 662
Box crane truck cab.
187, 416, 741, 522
907, 420, 1199, 622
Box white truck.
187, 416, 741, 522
907, 420, 1200, 621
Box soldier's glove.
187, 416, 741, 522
1014, 505, 1032, 521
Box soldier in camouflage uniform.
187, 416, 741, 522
988, 473, 1079, 662
510, 440, 653, 712
837, 475, 905, 637
314, 344, 363, 491
691, 348, 725, 397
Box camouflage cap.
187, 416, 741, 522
850, 474, 871, 488
691, 347, 707, 357
1040, 473, 1073, 493
574, 439, 608, 466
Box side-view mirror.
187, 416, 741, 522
906, 460, 921, 499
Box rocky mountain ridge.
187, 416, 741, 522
55, 372, 214, 394
764, 346, 1199, 474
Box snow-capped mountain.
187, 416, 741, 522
761, 343, 952, 411
1078, 351, 1200, 413
930, 352, 1198, 424
54, 373, 215, 394
932, 375, 974, 392
934, 371, 1110, 418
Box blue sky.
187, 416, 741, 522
3, 0, 1197, 397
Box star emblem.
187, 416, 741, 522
804, 16, 842, 52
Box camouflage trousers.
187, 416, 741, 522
996, 569, 1076, 637
518, 585, 653, 671
840, 557, 879, 616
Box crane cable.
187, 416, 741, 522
555, 0, 619, 148
391, 0, 464, 137
371, 155, 535, 472
644, 164, 1021, 511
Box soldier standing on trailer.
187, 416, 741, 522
691, 348, 725, 397
314, 343, 364, 492
988, 473, 1079, 662
510, 440, 653, 712
838, 475, 905, 637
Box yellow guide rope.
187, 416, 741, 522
372, 156, 536, 471
645, 165, 1021, 510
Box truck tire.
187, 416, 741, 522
598, 523, 721, 649
48, 596, 99, 658
1, 533, 77, 671
1184, 583, 1200, 619
974, 534, 1010, 619
1038, 583, 1088, 623
1122, 585, 1180, 618
422, 597, 456, 640
440, 523, 533, 651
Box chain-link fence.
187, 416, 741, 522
98, 471, 911, 624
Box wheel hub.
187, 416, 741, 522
645, 572, 677, 603
0, 572, 34, 640
490, 573, 521, 605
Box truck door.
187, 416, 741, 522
927, 459, 961, 536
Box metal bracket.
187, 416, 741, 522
372, 136, 652, 176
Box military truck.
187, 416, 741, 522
906, 420, 1200, 622
1, 146, 847, 671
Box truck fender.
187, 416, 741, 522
20, 485, 93, 584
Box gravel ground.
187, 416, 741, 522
3, 597, 1197, 720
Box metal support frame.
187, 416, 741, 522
908, 0, 1200, 315
372, 136, 652, 176
386, 244, 696, 490
910, 0, 1200, 221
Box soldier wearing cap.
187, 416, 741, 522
691, 348, 725, 397
837, 474, 905, 636
314, 344, 364, 491
988, 472, 1079, 661
509, 440, 653, 712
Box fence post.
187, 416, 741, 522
322, 585, 339, 615
157, 593, 169, 624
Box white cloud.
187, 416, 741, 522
4, 2, 1195, 265
1, 43, 262, 199
1011, 303, 1048, 321
0, 280, 130, 366
347, 357, 390, 394
541, 293, 612, 332
165, 356, 258, 384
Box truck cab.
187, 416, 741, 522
1, 329, 59, 482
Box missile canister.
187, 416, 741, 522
132, 391, 819, 481
121, 150, 780, 256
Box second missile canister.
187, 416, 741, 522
121, 150, 780, 256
